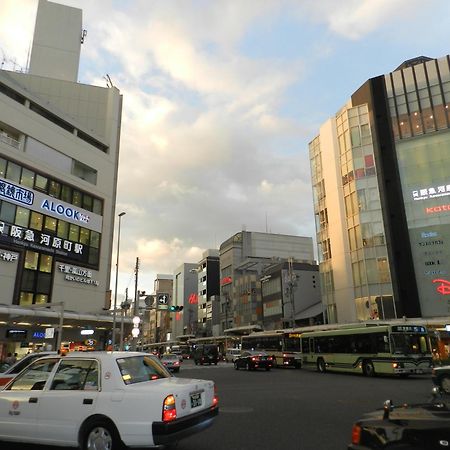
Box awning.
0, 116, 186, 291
294, 302, 324, 321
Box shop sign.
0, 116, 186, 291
0, 179, 34, 205
391, 325, 427, 333
433, 278, 450, 295
58, 264, 99, 286
425, 204, 450, 215
45, 328, 55, 339
412, 184, 450, 201
0, 179, 102, 233
220, 276, 232, 286
81, 329, 94, 335
0, 249, 18, 262
32, 331, 46, 339
6, 329, 27, 339
41, 199, 90, 224
5, 225, 83, 257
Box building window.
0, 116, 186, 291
44, 216, 57, 233
6, 161, 21, 183
15, 207, 29, 227
30, 212, 44, 231
35, 174, 48, 192
20, 168, 35, 188
0, 201, 15, 223
24, 251, 39, 270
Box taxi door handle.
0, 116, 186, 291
29, 397, 38, 403
83, 398, 93, 405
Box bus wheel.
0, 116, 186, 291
317, 358, 326, 373
362, 360, 375, 377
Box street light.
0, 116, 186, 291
112, 211, 126, 351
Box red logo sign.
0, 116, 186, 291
220, 276, 232, 286
432, 278, 450, 295
426, 204, 450, 214
188, 293, 198, 304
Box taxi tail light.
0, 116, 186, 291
251, 357, 257, 361
162, 394, 177, 422
351, 424, 361, 445
267, 356, 273, 361
212, 385, 218, 408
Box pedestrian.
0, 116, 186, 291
4, 352, 15, 365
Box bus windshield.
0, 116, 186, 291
390, 333, 430, 355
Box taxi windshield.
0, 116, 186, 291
117, 355, 171, 385
391, 333, 430, 355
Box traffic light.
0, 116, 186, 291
169, 305, 184, 312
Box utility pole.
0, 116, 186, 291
287, 257, 297, 328
132, 257, 140, 350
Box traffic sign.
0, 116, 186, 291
157, 293, 169, 305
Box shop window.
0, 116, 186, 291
20, 168, 35, 188
6, 161, 21, 183
0, 157, 6, 177
35, 174, 48, 192
61, 185, 72, 203
57, 220, 69, 239
49, 180, 61, 198
30, 212, 44, 231
79, 228, 90, 245
72, 190, 82, 207
15, 207, 30, 227
19, 292, 33, 306
44, 216, 57, 233
69, 224, 79, 242
39, 254, 53, 273
24, 251, 39, 270
0, 201, 16, 223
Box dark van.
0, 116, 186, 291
192, 344, 219, 365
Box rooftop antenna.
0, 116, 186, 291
104, 74, 114, 88
80, 29, 87, 44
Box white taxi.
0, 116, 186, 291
0, 352, 219, 449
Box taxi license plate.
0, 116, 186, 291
190, 392, 202, 408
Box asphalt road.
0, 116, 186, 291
178, 360, 433, 450
1, 360, 434, 450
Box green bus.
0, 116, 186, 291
300, 324, 433, 377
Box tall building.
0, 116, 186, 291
192, 249, 220, 337
219, 230, 315, 334
0, 0, 123, 356
309, 55, 450, 324
172, 263, 198, 339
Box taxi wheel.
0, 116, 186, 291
441, 375, 450, 394
234, 361, 239, 370
245, 362, 251, 371
82, 418, 123, 450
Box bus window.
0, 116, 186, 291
301, 338, 309, 354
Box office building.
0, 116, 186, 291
219, 230, 315, 334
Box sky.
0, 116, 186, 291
0, 0, 449, 302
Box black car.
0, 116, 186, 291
349, 391, 450, 449
432, 365, 450, 394
234, 350, 273, 371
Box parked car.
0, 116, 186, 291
234, 350, 273, 371
348, 389, 450, 449
192, 344, 219, 365
0, 351, 57, 387
0, 352, 219, 449
225, 348, 241, 363
432, 365, 450, 394
160, 353, 182, 372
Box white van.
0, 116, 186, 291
225, 348, 241, 363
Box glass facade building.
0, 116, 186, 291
309, 55, 450, 323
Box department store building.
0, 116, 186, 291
0, 0, 123, 357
